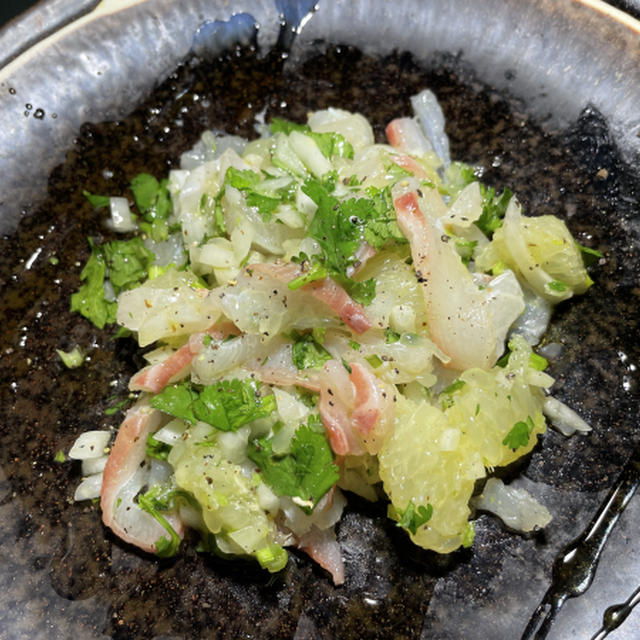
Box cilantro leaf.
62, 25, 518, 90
502, 415, 535, 450
247, 417, 339, 513
56, 346, 84, 369
393, 500, 433, 535
474, 186, 513, 237
269, 117, 310, 135
130, 173, 160, 213
291, 331, 332, 370
384, 327, 401, 344
225, 167, 261, 190
362, 185, 406, 250
365, 354, 383, 368
305, 183, 364, 276
440, 378, 466, 410
346, 277, 376, 305
130, 173, 172, 240
146, 434, 172, 461
224, 167, 281, 221
150, 382, 199, 423
82, 190, 110, 209
137, 483, 187, 558
547, 279, 569, 292
462, 521, 475, 548
199, 192, 227, 235
576, 242, 603, 267
308, 131, 354, 160
245, 192, 281, 218
102, 237, 155, 292
287, 260, 328, 290
529, 352, 549, 371
454, 237, 478, 266
70, 240, 117, 329
151, 380, 276, 432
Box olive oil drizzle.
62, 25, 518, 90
521, 443, 640, 639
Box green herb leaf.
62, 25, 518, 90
150, 382, 199, 423
71, 236, 155, 328
225, 167, 261, 190
146, 434, 172, 461
346, 277, 376, 305
104, 397, 132, 416
547, 279, 569, 292
384, 327, 401, 344
361, 185, 406, 250
529, 352, 549, 371
502, 415, 535, 450
287, 260, 329, 290
290, 331, 332, 370
394, 500, 433, 535
269, 117, 310, 135
462, 521, 475, 548
365, 354, 383, 369
224, 167, 282, 221
101, 237, 155, 293
82, 190, 111, 209
130, 173, 160, 213
454, 237, 478, 266
474, 186, 513, 237
151, 380, 276, 432
137, 484, 183, 558
53, 450, 66, 463
247, 417, 339, 513
440, 379, 466, 410
576, 242, 603, 267
245, 192, 281, 219
130, 173, 172, 240
442, 379, 466, 395
308, 131, 354, 160
56, 346, 84, 369
70, 240, 117, 329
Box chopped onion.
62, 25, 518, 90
510, 285, 553, 346
538, 342, 563, 360
472, 477, 552, 532
68, 430, 111, 460
106, 197, 137, 233
81, 454, 108, 476
74, 472, 103, 501
544, 396, 592, 435
153, 419, 187, 445
410, 89, 451, 167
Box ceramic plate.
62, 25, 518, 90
1, 1, 639, 638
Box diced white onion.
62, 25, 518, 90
410, 89, 451, 167
307, 107, 374, 150
544, 396, 592, 435
81, 454, 108, 476
106, 197, 137, 233
153, 419, 187, 445
510, 286, 553, 346
68, 430, 112, 460
472, 477, 552, 532
74, 472, 103, 501
538, 342, 563, 360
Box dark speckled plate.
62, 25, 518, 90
1, 1, 639, 639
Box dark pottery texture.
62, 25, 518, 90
0, 1, 639, 639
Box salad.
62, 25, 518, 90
66, 90, 596, 585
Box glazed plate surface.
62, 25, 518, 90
0, 1, 639, 638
